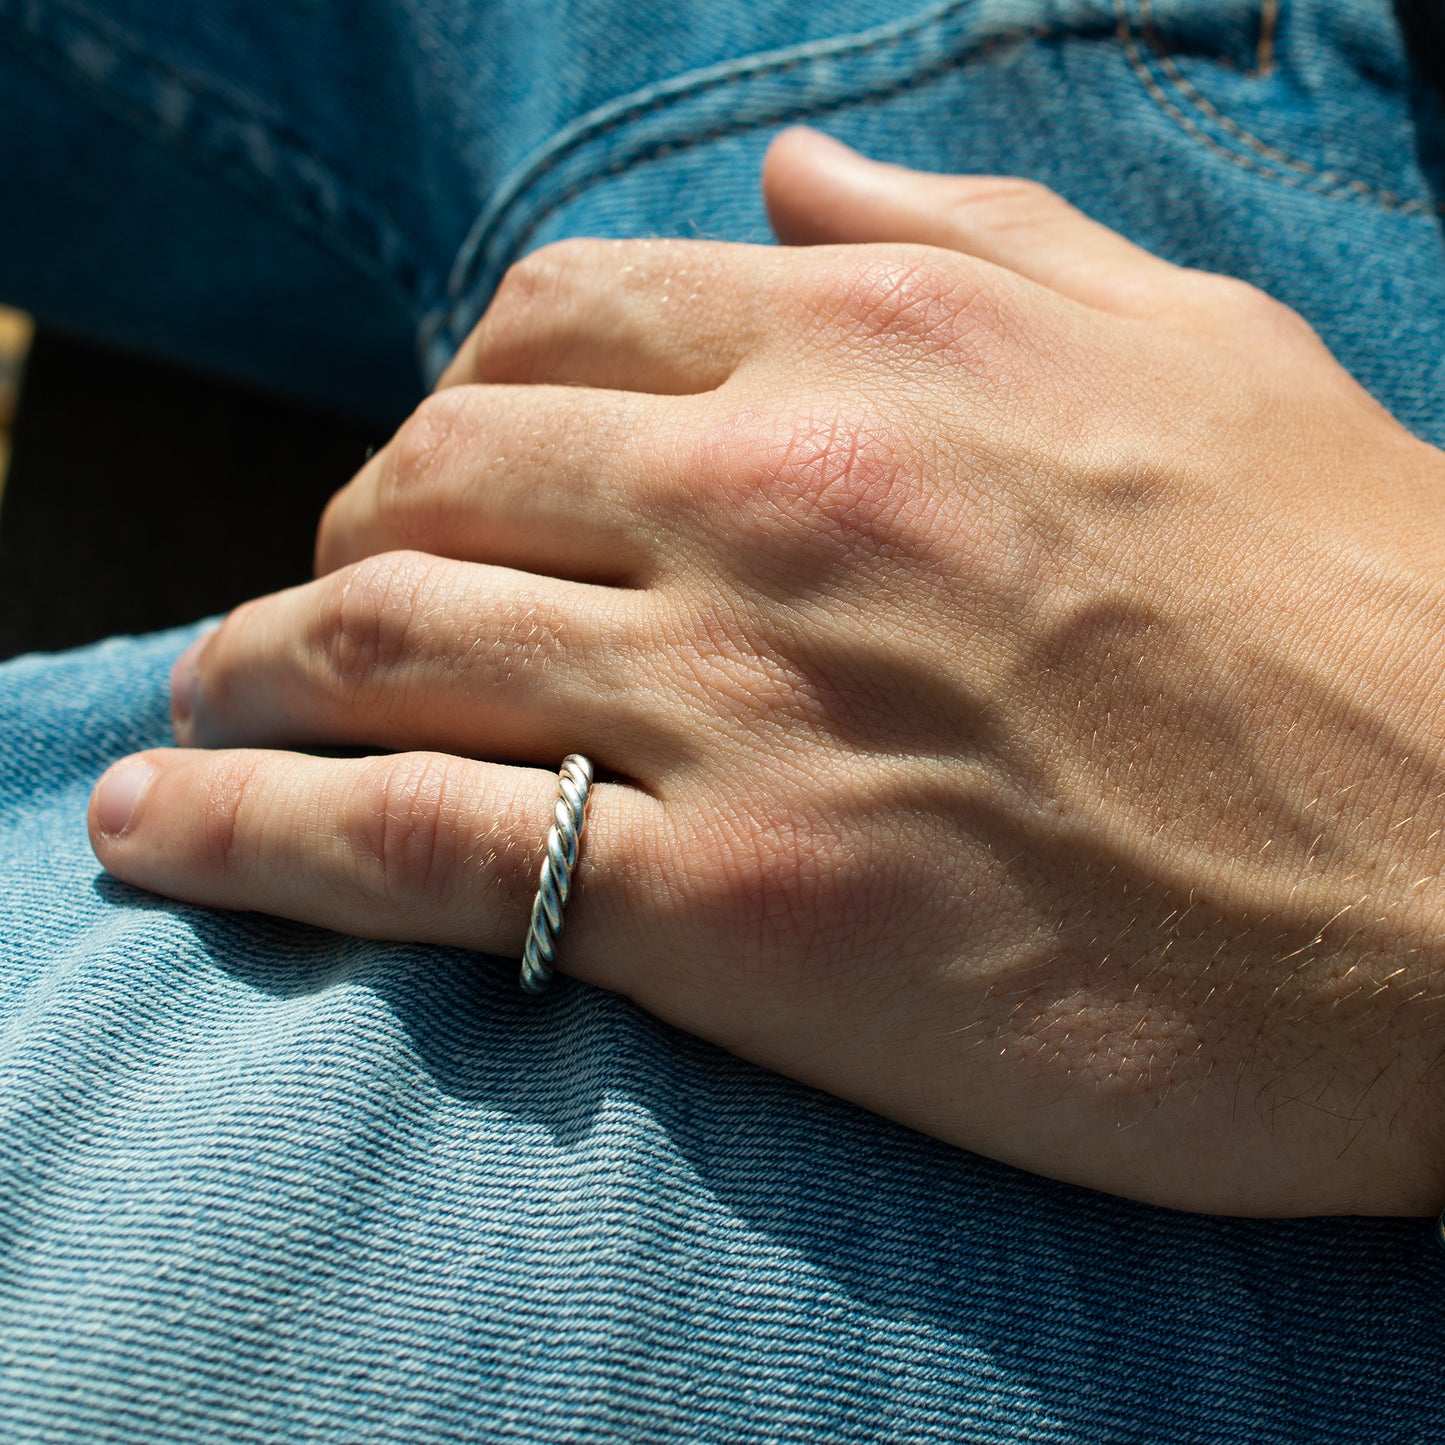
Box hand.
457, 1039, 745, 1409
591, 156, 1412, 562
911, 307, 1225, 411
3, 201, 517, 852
90, 129, 1445, 1216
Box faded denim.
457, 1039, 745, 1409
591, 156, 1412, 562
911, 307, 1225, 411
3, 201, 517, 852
3, 1, 1445, 1440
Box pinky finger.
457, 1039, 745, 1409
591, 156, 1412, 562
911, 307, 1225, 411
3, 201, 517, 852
88, 748, 660, 973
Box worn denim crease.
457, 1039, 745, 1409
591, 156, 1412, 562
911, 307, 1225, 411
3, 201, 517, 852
437, 0, 990, 318
426, 20, 1067, 367
0, 0, 430, 313
427, 0, 1081, 362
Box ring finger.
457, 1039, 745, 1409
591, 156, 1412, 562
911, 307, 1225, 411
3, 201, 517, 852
174, 550, 683, 776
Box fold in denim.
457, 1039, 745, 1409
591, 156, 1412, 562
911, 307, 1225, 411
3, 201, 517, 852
3, 1, 1445, 1440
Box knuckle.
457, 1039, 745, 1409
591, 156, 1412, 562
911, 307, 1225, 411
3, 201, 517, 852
199, 752, 266, 873
813, 248, 1003, 357
724, 817, 833, 958
1177, 273, 1333, 361
313, 550, 433, 695
688, 407, 926, 560
469, 238, 615, 379
488, 239, 592, 324
1194, 272, 1271, 312
377, 391, 469, 536
349, 753, 463, 904
197, 599, 265, 722
772, 415, 918, 547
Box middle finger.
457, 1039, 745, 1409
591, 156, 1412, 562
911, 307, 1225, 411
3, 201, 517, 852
316, 384, 688, 582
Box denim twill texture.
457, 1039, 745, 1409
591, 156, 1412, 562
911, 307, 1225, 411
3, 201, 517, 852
3, 1, 1445, 1440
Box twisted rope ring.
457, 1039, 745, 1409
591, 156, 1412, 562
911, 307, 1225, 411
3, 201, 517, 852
519, 754, 594, 994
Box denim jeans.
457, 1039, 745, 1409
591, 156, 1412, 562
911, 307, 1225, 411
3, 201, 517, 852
2, 1, 1445, 1440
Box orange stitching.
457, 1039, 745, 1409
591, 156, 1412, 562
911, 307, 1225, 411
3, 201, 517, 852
1139, 0, 1323, 177
1120, 0, 1443, 217
1117, 8, 1320, 190
1143, 0, 1268, 78
1257, 0, 1279, 80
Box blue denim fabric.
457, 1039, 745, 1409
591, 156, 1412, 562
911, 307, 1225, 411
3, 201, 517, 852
5, 632, 1445, 1442
4, 1, 1445, 1440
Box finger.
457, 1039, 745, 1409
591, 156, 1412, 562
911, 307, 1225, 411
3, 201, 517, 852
172, 550, 679, 774
88, 747, 662, 972
437, 237, 773, 394
763, 127, 1194, 321
316, 384, 683, 581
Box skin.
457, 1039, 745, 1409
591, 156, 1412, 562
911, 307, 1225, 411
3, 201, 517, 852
88, 128, 1445, 1217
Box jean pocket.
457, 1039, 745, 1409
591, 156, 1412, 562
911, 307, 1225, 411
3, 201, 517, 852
1115, 0, 1441, 219
1118, 0, 1278, 75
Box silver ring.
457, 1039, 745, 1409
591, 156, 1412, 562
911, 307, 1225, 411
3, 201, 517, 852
519, 754, 594, 994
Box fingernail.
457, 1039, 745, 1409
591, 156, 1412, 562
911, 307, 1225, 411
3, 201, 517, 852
170, 633, 211, 730
95, 757, 159, 837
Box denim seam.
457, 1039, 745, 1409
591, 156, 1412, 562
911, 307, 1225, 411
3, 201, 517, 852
1140, 0, 1423, 195
1255, 0, 1280, 79
1141, 0, 1280, 79
433, 0, 997, 342
0, 0, 430, 315
1118, 0, 1443, 217
429, 18, 1062, 363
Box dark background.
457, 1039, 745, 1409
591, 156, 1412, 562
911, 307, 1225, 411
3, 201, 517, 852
0, 331, 377, 661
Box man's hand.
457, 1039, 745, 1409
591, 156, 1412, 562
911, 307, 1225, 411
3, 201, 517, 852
90, 129, 1445, 1216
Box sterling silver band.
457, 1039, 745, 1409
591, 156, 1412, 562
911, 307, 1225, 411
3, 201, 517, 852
519, 754, 594, 995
